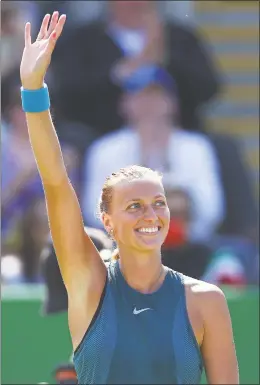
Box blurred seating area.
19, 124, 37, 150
1, 1, 259, 287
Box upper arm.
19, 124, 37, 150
200, 286, 239, 384
44, 177, 106, 293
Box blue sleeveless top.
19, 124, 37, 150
73, 261, 203, 384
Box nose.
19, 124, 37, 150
142, 205, 158, 222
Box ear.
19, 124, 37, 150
101, 212, 113, 235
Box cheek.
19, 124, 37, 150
159, 207, 171, 228
113, 212, 138, 240
156, 100, 171, 115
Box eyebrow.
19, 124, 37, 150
125, 194, 166, 204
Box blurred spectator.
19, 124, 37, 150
209, 235, 258, 285
1, 1, 36, 80
34, 0, 103, 28
40, 227, 112, 315
1, 255, 24, 284
2, 2, 24, 79
209, 133, 258, 242
205, 133, 259, 284
202, 248, 247, 287
18, 198, 49, 283
163, 185, 191, 249
51, 0, 220, 136
1, 84, 45, 248
1, 1, 256, 289
161, 182, 249, 285
1, 198, 49, 283
82, 66, 225, 243
161, 183, 212, 279
1, 83, 80, 282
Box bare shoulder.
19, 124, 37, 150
182, 275, 228, 314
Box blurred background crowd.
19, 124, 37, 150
2, 0, 259, 288
1, 1, 259, 384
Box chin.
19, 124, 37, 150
135, 234, 165, 251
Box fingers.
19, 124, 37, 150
24, 22, 31, 47
37, 11, 59, 41
37, 14, 51, 40
52, 14, 66, 40
46, 11, 59, 38
46, 14, 66, 54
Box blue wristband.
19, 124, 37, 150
21, 83, 50, 113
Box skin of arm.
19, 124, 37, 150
198, 284, 239, 384
21, 13, 107, 351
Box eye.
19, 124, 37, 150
127, 202, 141, 210
154, 200, 166, 207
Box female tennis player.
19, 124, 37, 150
21, 13, 239, 385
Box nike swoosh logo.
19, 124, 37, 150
133, 307, 152, 315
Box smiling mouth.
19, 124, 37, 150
135, 226, 162, 235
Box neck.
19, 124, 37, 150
111, 20, 143, 31
135, 121, 172, 167
117, 247, 165, 293
134, 119, 173, 135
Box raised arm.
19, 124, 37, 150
20, 13, 107, 348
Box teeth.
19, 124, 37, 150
137, 227, 159, 233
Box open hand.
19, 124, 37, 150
20, 12, 66, 90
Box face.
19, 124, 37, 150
122, 86, 174, 127
109, 1, 152, 28
2, 8, 19, 35
103, 177, 170, 253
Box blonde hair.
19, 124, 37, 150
98, 165, 162, 260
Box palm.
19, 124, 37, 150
21, 39, 50, 79
20, 12, 66, 89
